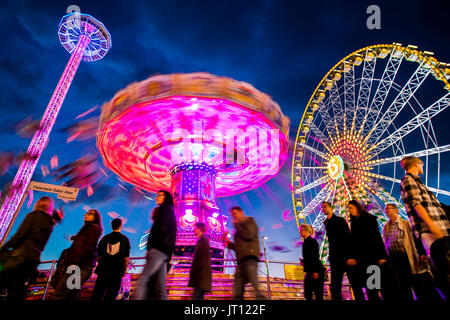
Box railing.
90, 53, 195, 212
31, 257, 349, 300
125, 256, 306, 300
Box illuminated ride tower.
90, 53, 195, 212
97, 73, 290, 270
0, 13, 111, 243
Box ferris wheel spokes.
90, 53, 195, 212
316, 100, 334, 134
366, 144, 450, 166
345, 170, 377, 196
297, 181, 333, 217
299, 169, 324, 192
364, 171, 450, 197
296, 176, 328, 194
309, 122, 331, 146
297, 142, 329, 160
369, 92, 450, 157
312, 178, 353, 232
385, 123, 407, 157
359, 51, 404, 137
353, 50, 377, 132
366, 192, 390, 231
312, 213, 327, 232
376, 185, 409, 220
344, 64, 356, 124
368, 63, 432, 146
389, 80, 439, 153
326, 82, 344, 132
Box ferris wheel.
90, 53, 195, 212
291, 43, 450, 258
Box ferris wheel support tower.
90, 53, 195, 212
0, 13, 111, 243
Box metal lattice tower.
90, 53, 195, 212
0, 13, 111, 242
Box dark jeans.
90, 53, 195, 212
135, 248, 169, 300
346, 264, 365, 300
51, 266, 93, 300
382, 254, 413, 300
346, 264, 381, 300
386, 252, 442, 300
389, 253, 414, 300
329, 261, 346, 300
91, 273, 123, 301
304, 271, 324, 300
0, 260, 38, 301
192, 287, 206, 300
412, 271, 442, 301
430, 236, 450, 300
232, 258, 265, 300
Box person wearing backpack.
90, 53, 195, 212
91, 218, 130, 300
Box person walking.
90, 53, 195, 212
91, 218, 131, 301
0, 197, 60, 300
400, 156, 450, 299
224, 206, 265, 300
188, 222, 212, 300
322, 201, 351, 300
382, 203, 441, 300
346, 200, 388, 300
135, 190, 177, 300
300, 224, 325, 300
51, 209, 103, 300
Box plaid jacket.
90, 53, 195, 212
400, 173, 450, 238
383, 218, 405, 254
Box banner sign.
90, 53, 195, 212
284, 264, 305, 281
29, 181, 79, 201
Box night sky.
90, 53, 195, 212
0, 0, 449, 277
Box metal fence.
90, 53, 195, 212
30, 256, 353, 300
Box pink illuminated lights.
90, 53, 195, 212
98, 95, 288, 197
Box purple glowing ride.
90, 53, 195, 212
97, 73, 290, 266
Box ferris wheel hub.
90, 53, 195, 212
327, 155, 344, 180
